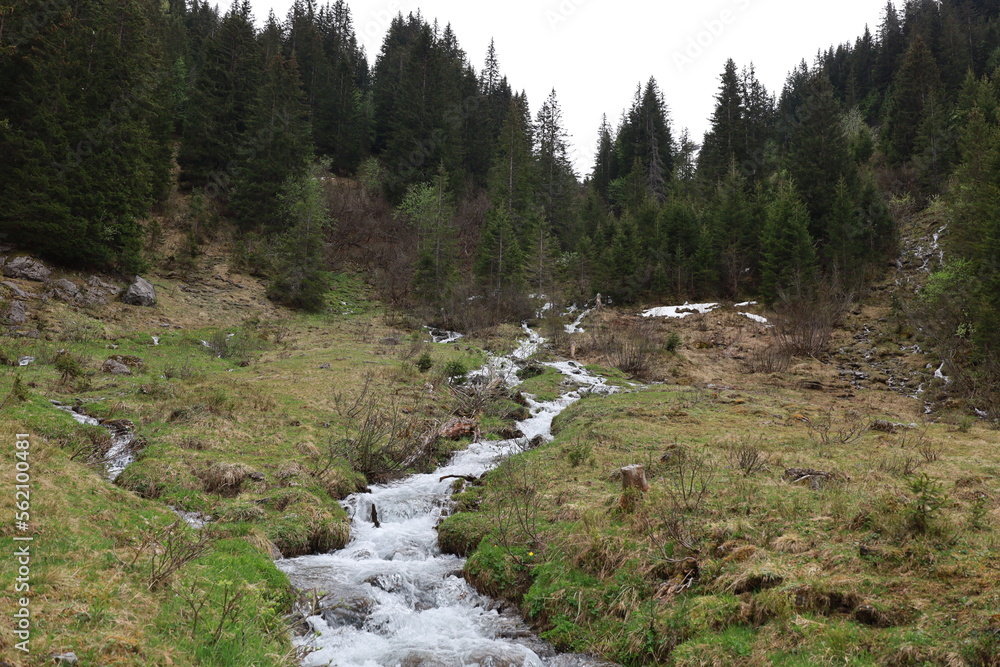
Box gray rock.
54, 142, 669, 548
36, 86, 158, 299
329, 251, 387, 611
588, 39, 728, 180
2, 281, 29, 299
3, 257, 50, 282
78, 288, 108, 307
121, 276, 156, 307
101, 358, 131, 375
51, 653, 79, 665
7, 300, 27, 325
54, 278, 79, 297
88, 275, 119, 295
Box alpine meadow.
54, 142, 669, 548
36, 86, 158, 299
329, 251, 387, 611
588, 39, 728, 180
4, 0, 1000, 665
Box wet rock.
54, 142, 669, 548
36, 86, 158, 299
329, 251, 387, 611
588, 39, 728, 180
438, 417, 479, 440
318, 591, 376, 630
121, 276, 156, 307
496, 427, 525, 440
7, 300, 27, 325
101, 358, 132, 375
3, 256, 50, 281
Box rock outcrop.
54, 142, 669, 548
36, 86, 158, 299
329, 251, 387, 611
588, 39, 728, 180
3, 257, 50, 282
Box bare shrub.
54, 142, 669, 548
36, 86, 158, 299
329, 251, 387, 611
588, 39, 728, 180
725, 436, 771, 477
485, 455, 546, 562
772, 286, 852, 357
741, 343, 791, 374
115, 521, 212, 591
662, 454, 715, 513
588, 319, 661, 379
876, 453, 922, 477
450, 370, 510, 417
807, 409, 870, 454
315, 375, 427, 483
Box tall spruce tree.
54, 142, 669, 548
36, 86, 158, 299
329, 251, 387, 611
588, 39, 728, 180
229, 15, 312, 231
785, 72, 856, 246
535, 88, 578, 247
0, 0, 172, 270
488, 93, 537, 232
882, 36, 942, 165
759, 177, 818, 303
699, 59, 745, 184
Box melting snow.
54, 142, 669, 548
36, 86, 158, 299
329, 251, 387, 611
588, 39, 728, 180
641, 303, 719, 319
739, 312, 768, 324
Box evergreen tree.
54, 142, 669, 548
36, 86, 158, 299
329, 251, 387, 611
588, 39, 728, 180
882, 36, 942, 165
699, 59, 745, 184
474, 207, 523, 292
397, 170, 458, 303
759, 177, 818, 303
592, 115, 615, 201
179, 0, 262, 187
0, 0, 172, 270
613, 78, 673, 205
229, 16, 313, 231
488, 93, 537, 232
534, 88, 578, 247
785, 72, 856, 246
267, 164, 330, 311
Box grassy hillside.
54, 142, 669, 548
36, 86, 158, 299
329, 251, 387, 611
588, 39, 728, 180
0, 235, 494, 665
440, 247, 1000, 665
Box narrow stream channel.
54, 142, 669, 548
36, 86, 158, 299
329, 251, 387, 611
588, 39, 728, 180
277, 326, 617, 667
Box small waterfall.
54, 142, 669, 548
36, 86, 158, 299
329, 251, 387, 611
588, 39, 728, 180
51, 401, 138, 481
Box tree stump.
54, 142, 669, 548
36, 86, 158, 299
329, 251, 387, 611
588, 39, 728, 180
620, 464, 650, 493
370, 504, 380, 528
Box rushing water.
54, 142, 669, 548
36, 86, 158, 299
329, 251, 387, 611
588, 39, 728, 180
51, 401, 137, 481
278, 326, 617, 667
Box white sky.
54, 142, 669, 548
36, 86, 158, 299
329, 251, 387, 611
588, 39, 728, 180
248, 0, 899, 177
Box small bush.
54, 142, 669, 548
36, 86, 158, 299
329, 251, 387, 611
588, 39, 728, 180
664, 332, 682, 353
53, 351, 87, 385
416, 352, 434, 372
443, 360, 467, 383
563, 440, 592, 468
906, 474, 946, 534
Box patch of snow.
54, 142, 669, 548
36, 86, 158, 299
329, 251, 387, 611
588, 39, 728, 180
739, 312, 768, 324
18, 356, 35, 367
734, 301, 758, 307
151, 335, 160, 346
641, 303, 719, 319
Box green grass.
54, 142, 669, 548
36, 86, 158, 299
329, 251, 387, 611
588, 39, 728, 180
441, 380, 1000, 665
0, 270, 495, 666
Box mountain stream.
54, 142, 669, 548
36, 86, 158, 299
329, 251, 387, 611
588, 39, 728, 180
278, 325, 618, 667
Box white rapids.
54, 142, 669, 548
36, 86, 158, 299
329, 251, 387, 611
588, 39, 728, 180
278, 325, 618, 667
51, 401, 136, 481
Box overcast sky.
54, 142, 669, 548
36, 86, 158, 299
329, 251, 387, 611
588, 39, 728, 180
247, 0, 899, 177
